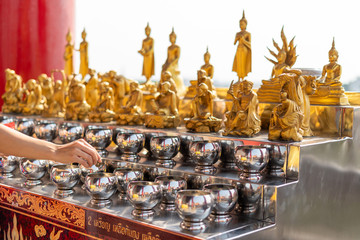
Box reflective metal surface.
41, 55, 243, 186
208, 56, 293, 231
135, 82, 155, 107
34, 119, 58, 142
85, 172, 117, 208
114, 167, 143, 200
190, 141, 221, 175
0, 156, 17, 178
116, 133, 145, 162
15, 117, 35, 136
155, 175, 187, 211
19, 158, 47, 186
84, 125, 112, 157
150, 135, 180, 168
50, 164, 80, 198
58, 122, 84, 143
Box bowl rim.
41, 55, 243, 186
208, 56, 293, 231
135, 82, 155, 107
177, 189, 211, 197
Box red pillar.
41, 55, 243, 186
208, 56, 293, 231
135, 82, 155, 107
0, 0, 75, 107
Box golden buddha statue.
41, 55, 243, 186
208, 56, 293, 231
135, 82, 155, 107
145, 81, 180, 128
64, 30, 74, 76
86, 69, 99, 109
185, 69, 216, 99
22, 79, 46, 115
185, 83, 221, 132
116, 82, 144, 125
42, 70, 66, 118
224, 79, 261, 136
65, 76, 90, 120
89, 82, 115, 122
38, 74, 54, 106
138, 23, 155, 85
201, 47, 214, 79
232, 11, 251, 80
2, 69, 23, 113
309, 38, 349, 105
79, 28, 89, 79
102, 70, 126, 109
162, 28, 185, 96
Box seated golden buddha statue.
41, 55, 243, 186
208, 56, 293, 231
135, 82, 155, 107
86, 69, 99, 110
116, 82, 144, 125
42, 70, 66, 118
65, 76, 90, 121
101, 70, 126, 109
185, 69, 216, 99
145, 81, 180, 128
201, 47, 214, 79
2, 69, 23, 113
309, 38, 349, 105
224, 79, 261, 136
185, 83, 221, 132
22, 79, 46, 115
89, 82, 115, 122
38, 73, 54, 106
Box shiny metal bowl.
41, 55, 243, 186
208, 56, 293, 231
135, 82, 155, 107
235, 182, 262, 214
127, 181, 162, 219
262, 144, 287, 177
144, 132, 166, 158
190, 140, 221, 175
79, 163, 106, 190
16, 118, 35, 136
104, 159, 134, 173
34, 120, 58, 142
0, 156, 17, 178
155, 176, 187, 211
112, 128, 138, 145
179, 135, 203, 162
85, 172, 117, 208
220, 140, 243, 169
19, 159, 47, 186
50, 164, 81, 198
150, 136, 180, 168
203, 184, 238, 223
0, 115, 17, 125
58, 122, 84, 143
114, 168, 143, 200
235, 146, 269, 182
85, 125, 112, 157
116, 133, 145, 162
175, 190, 213, 232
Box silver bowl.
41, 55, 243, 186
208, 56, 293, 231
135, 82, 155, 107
144, 132, 166, 158
155, 176, 187, 211
58, 122, 84, 143
16, 118, 35, 136
116, 133, 145, 162
0, 156, 17, 178
235, 182, 262, 214
142, 166, 170, 181
175, 190, 213, 232
235, 146, 269, 182
190, 141, 221, 175
150, 136, 180, 168
85, 125, 112, 157
46, 160, 64, 174
127, 181, 162, 219
50, 164, 81, 198
34, 120, 58, 142
220, 140, 243, 169
203, 184, 238, 223
112, 128, 138, 145
79, 163, 106, 189
184, 173, 211, 190
104, 159, 134, 173
262, 144, 287, 177
19, 159, 47, 186
0, 115, 17, 125
179, 135, 203, 162
114, 168, 143, 200
85, 172, 117, 207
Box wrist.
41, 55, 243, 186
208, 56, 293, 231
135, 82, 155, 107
47, 142, 60, 161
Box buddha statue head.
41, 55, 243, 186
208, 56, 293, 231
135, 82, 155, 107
204, 47, 211, 64
130, 81, 139, 92
169, 27, 177, 44
26, 79, 37, 91
242, 80, 253, 95
197, 83, 208, 97
160, 81, 171, 94
328, 38, 338, 63
161, 71, 172, 82
88, 68, 96, 77
81, 28, 87, 40
197, 69, 207, 80
55, 80, 62, 90
145, 22, 151, 37
239, 10, 247, 31
99, 81, 110, 94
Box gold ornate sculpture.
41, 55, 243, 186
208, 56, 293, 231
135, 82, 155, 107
38, 74, 54, 106
224, 79, 261, 136
2, 69, 23, 113
309, 38, 349, 105
138, 23, 155, 85
86, 69, 99, 109
64, 30, 74, 76
162, 28, 185, 96
65, 75, 90, 120
79, 28, 89, 79
89, 81, 115, 122
116, 82, 144, 125
42, 70, 66, 118
201, 47, 214, 79
22, 79, 46, 115
185, 83, 221, 132
102, 70, 126, 110
185, 69, 216, 99
232, 11, 251, 80
145, 81, 180, 128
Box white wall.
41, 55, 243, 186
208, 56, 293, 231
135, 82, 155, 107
74, 0, 360, 87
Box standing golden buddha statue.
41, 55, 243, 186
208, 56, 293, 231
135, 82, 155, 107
79, 28, 89, 79
64, 30, 74, 76
2, 69, 23, 113
201, 47, 214, 79
138, 23, 155, 85
232, 11, 251, 81
162, 28, 185, 96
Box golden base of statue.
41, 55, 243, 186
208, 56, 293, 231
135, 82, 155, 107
115, 113, 144, 125
184, 117, 222, 133
144, 114, 180, 128
309, 83, 349, 105
257, 80, 282, 103
88, 110, 115, 123
2, 105, 22, 114
65, 101, 90, 121
184, 80, 197, 99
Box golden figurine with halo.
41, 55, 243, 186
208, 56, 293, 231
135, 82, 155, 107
138, 23, 155, 86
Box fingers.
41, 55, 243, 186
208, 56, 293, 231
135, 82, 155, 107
75, 156, 90, 168
75, 148, 95, 167
77, 139, 102, 163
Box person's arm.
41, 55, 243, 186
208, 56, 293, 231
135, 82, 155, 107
0, 125, 101, 168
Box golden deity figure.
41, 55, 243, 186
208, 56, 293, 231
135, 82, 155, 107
102, 70, 126, 109
232, 11, 251, 80
65, 75, 90, 120
64, 30, 74, 77
201, 47, 214, 79
38, 74, 54, 106
145, 81, 180, 128
138, 23, 155, 85
185, 69, 216, 99
162, 28, 186, 96
86, 69, 99, 109
309, 38, 349, 105
115, 82, 144, 125
257, 27, 298, 103
22, 79, 46, 115
224, 79, 261, 136
2, 69, 23, 113
159, 71, 180, 108
79, 28, 89, 79
89, 82, 115, 122
269, 74, 304, 142
42, 70, 66, 118
185, 83, 221, 132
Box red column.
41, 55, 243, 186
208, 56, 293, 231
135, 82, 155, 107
0, 0, 75, 107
